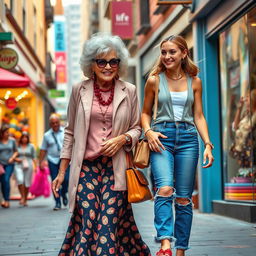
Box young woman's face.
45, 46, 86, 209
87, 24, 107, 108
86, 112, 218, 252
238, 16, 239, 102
21, 135, 29, 145
160, 41, 186, 70
92, 50, 119, 85
2, 129, 9, 140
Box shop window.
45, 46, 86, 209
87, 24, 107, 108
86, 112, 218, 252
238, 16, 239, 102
22, 0, 26, 35
10, 0, 14, 15
33, 7, 37, 51
136, 0, 151, 35
219, 7, 256, 203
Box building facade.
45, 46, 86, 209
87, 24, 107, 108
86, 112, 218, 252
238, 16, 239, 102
64, 1, 82, 98
191, 0, 256, 222
0, 0, 55, 148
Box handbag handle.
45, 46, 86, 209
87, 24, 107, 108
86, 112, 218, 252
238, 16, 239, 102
153, 75, 159, 121
126, 152, 134, 169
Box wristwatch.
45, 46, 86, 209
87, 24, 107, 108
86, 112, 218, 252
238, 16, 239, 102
124, 134, 131, 145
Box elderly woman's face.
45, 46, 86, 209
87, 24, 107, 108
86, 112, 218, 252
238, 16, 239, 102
92, 50, 119, 84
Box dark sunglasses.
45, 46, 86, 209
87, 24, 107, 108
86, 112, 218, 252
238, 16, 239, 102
93, 58, 120, 68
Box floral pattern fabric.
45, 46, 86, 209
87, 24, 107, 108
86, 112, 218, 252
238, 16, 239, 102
59, 156, 151, 256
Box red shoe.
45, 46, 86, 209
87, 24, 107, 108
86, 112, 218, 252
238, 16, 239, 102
156, 249, 165, 256
163, 249, 172, 256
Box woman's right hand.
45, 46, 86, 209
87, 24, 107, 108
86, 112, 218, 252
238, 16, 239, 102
146, 130, 167, 152
52, 172, 65, 198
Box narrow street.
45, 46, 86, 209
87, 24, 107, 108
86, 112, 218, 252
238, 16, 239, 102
0, 197, 255, 256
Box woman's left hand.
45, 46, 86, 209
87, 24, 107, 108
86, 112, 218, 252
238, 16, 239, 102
8, 157, 15, 164
100, 135, 126, 157
202, 146, 214, 168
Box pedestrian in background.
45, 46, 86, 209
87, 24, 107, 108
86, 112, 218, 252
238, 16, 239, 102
39, 114, 69, 211
0, 124, 18, 208
14, 132, 36, 206
52, 33, 151, 255
141, 35, 214, 256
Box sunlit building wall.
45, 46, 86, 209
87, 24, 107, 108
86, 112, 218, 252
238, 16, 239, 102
64, 1, 82, 96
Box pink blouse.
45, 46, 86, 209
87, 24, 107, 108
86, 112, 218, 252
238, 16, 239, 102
84, 91, 113, 160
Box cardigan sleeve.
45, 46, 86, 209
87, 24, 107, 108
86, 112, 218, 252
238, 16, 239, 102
60, 83, 81, 159
123, 85, 142, 152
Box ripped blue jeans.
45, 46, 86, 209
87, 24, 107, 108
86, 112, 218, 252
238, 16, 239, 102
150, 121, 199, 250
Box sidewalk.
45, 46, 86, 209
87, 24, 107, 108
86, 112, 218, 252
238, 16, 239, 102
0, 197, 255, 256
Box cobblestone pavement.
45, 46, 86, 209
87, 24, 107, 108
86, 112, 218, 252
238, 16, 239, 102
0, 197, 255, 256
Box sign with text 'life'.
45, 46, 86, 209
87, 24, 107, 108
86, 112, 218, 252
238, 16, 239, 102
111, 1, 133, 39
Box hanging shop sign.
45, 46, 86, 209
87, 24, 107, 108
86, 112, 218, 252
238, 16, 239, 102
54, 20, 66, 52
157, 0, 193, 4
0, 48, 18, 70
111, 1, 133, 39
5, 97, 17, 110
55, 52, 67, 84
49, 89, 65, 98
0, 32, 13, 42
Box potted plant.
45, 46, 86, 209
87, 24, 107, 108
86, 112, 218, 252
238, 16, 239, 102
231, 168, 255, 183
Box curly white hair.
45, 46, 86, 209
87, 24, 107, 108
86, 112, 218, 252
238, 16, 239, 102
79, 32, 129, 77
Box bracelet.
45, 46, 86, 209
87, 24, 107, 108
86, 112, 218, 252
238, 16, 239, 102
205, 142, 214, 150
144, 128, 152, 136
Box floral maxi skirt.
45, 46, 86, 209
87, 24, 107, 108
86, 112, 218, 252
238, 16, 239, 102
59, 156, 151, 256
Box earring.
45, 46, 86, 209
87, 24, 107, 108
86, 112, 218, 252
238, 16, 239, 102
91, 72, 96, 80
115, 74, 119, 80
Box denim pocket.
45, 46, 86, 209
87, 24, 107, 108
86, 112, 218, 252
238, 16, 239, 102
186, 125, 197, 136
152, 125, 163, 133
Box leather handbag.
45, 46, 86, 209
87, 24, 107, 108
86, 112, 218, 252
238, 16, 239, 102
126, 153, 153, 203
133, 139, 150, 169
133, 75, 159, 169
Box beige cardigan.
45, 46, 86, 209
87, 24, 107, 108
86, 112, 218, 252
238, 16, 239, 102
60, 79, 142, 212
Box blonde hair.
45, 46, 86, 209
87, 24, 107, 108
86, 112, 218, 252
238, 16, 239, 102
149, 35, 199, 77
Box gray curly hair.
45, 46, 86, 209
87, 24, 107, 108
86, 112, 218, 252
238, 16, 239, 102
79, 32, 129, 77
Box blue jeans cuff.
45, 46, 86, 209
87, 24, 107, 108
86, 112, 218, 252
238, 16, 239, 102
174, 246, 190, 250
155, 235, 177, 242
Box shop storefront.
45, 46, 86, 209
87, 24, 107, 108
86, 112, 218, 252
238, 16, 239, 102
192, 0, 256, 221
0, 68, 44, 149
219, 9, 256, 203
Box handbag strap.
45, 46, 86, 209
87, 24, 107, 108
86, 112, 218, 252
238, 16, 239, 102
126, 152, 134, 169
153, 75, 159, 121
52, 131, 61, 152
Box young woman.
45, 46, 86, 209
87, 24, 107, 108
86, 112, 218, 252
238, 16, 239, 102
15, 132, 36, 206
141, 35, 214, 256
0, 125, 18, 208
52, 33, 151, 255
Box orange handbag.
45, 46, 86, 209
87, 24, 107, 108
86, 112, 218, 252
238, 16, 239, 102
126, 153, 153, 203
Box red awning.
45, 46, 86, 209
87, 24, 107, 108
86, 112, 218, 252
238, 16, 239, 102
0, 68, 30, 88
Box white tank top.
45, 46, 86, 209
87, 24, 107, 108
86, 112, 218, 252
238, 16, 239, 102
170, 91, 188, 121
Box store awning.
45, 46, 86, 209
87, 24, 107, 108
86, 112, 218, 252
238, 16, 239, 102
0, 68, 30, 88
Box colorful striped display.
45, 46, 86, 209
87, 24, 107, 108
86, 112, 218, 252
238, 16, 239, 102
224, 183, 256, 201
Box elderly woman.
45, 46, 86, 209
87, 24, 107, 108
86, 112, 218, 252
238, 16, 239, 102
52, 33, 151, 255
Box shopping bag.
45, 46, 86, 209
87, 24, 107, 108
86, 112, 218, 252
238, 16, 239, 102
0, 164, 5, 176
29, 166, 51, 198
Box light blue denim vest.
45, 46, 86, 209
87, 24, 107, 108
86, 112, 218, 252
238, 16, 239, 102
153, 72, 194, 125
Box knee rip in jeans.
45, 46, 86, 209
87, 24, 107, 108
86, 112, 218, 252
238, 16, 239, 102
156, 186, 175, 197
175, 197, 192, 206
